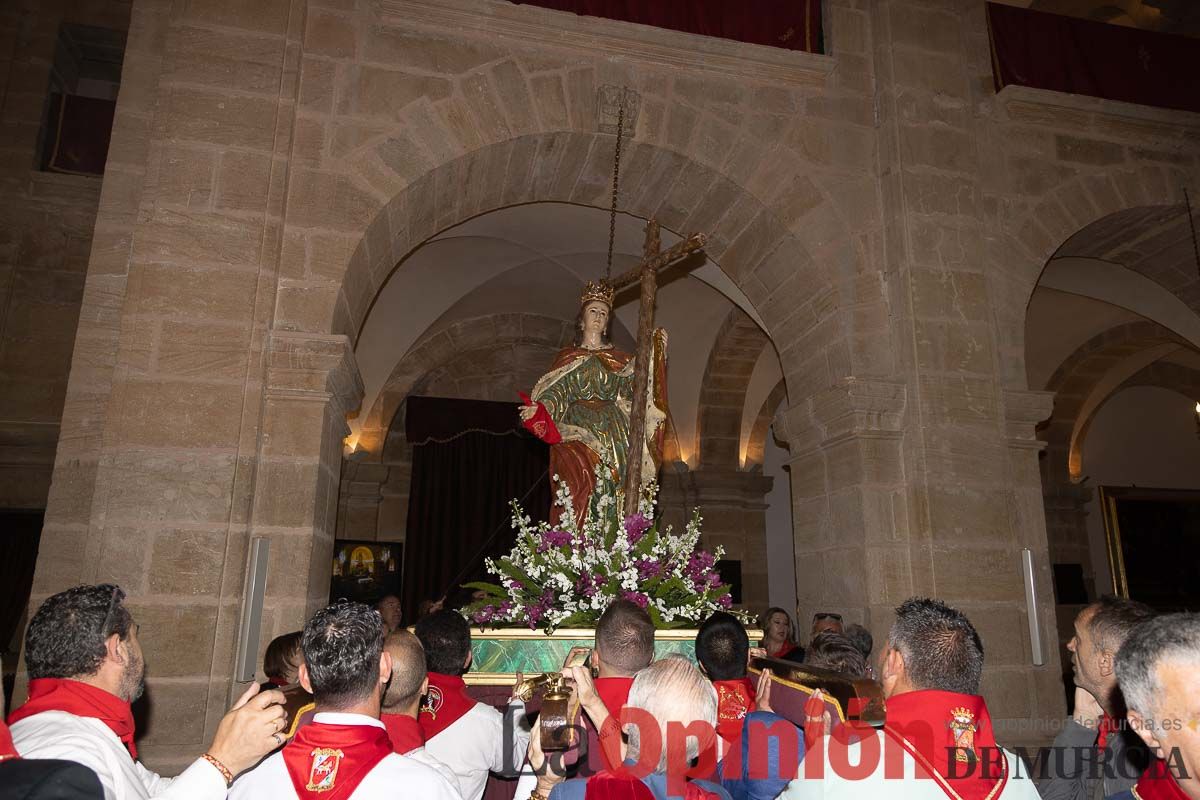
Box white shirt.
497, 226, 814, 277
423, 700, 531, 800
229, 713, 460, 800
778, 731, 1043, 799
10, 710, 227, 800
407, 745, 465, 797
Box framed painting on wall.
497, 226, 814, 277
1100, 486, 1200, 612
330, 540, 403, 606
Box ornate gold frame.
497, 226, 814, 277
1099, 486, 1130, 598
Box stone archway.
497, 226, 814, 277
996, 167, 1197, 390
1037, 320, 1189, 598
695, 308, 771, 470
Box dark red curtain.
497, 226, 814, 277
987, 3, 1200, 114
42, 93, 116, 175
401, 397, 550, 623
509, 0, 822, 53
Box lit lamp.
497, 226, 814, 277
1195, 402, 1200, 439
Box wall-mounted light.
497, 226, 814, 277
1194, 402, 1200, 440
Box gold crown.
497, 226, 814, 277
580, 280, 614, 307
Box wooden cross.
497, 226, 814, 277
609, 219, 707, 516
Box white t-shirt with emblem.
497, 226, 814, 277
229, 712, 461, 800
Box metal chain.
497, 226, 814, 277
605, 89, 626, 281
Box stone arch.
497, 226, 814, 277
695, 308, 770, 469
1036, 320, 1192, 595
286, 121, 869, 405
744, 378, 789, 468
1040, 320, 1188, 485
996, 164, 1198, 388
1118, 360, 1200, 398
355, 313, 574, 457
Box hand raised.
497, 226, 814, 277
755, 668, 774, 713
206, 683, 288, 777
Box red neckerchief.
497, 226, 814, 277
1096, 711, 1119, 753
595, 677, 634, 715
418, 673, 478, 740
584, 770, 722, 800
0, 719, 17, 761
712, 678, 757, 743
883, 690, 1006, 800
768, 643, 798, 659
380, 713, 424, 754
1132, 758, 1191, 800
585, 770, 655, 799
9, 679, 137, 758
281, 721, 393, 800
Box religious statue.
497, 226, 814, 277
519, 280, 669, 526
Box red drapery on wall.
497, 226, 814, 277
508, 0, 823, 54
987, 3, 1200, 114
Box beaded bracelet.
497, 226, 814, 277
202, 753, 234, 786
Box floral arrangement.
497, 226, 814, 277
463, 465, 750, 633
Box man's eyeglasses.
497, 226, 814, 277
98, 585, 120, 637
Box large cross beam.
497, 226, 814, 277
610, 219, 707, 516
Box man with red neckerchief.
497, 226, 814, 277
1106, 613, 1200, 800
695, 612, 758, 748
512, 599, 656, 800
10, 584, 286, 800
778, 597, 1042, 799
229, 601, 459, 800
379, 629, 462, 794
415, 609, 532, 800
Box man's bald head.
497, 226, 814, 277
382, 629, 427, 712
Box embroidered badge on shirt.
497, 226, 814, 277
420, 685, 444, 719
306, 747, 344, 792
949, 707, 978, 763
717, 684, 750, 721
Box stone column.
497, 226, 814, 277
255, 332, 363, 638
776, 379, 908, 633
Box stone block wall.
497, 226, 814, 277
15, 0, 1200, 764
0, 1, 131, 511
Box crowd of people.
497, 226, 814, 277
1, 584, 1197, 800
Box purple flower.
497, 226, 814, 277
685, 550, 720, 591
538, 529, 572, 552
718, 594, 733, 609
635, 559, 661, 580
623, 513, 652, 544
472, 605, 497, 624
576, 573, 600, 598
622, 591, 650, 609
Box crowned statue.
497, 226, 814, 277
519, 280, 669, 527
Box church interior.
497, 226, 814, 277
1, 0, 1198, 774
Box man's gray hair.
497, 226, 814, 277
1115, 612, 1200, 718
1087, 595, 1156, 655
625, 657, 718, 772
